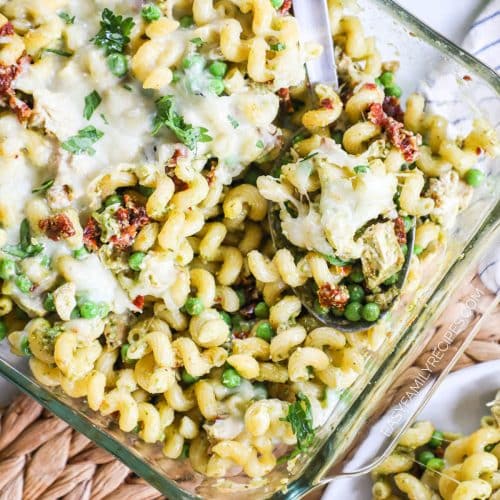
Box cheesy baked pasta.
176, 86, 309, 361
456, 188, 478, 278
0, 0, 498, 481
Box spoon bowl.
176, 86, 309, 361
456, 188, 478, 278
268, 203, 415, 332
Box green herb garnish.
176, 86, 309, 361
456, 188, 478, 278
44, 48, 73, 57
83, 91, 102, 120
58, 12, 75, 24
32, 179, 55, 194
270, 42, 286, 51
300, 152, 318, 162
152, 95, 212, 150
322, 253, 352, 267
61, 126, 104, 156
279, 393, 315, 462
2, 219, 44, 259
256, 140, 265, 149
92, 8, 135, 55
190, 37, 205, 47
227, 115, 239, 129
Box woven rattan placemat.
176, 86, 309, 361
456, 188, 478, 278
0, 281, 498, 499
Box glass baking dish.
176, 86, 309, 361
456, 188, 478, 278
0, 0, 498, 498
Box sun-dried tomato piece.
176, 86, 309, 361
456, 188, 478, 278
393, 216, 407, 244
165, 147, 189, 191
83, 217, 102, 251
205, 158, 218, 187
0, 55, 32, 121
109, 202, 149, 250
320, 98, 334, 110
382, 96, 404, 123
368, 102, 420, 163
133, 295, 145, 310
39, 214, 76, 241
0, 22, 14, 37
317, 284, 350, 310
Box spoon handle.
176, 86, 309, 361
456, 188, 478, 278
293, 0, 338, 88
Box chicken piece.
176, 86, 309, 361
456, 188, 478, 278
361, 221, 404, 290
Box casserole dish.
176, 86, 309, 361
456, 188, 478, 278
0, 0, 498, 498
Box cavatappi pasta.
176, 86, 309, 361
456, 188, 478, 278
371, 391, 500, 500
0, 0, 498, 481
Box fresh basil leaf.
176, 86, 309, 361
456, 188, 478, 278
32, 179, 55, 194
61, 126, 104, 156
83, 91, 102, 120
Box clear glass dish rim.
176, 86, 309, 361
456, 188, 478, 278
0, 1, 498, 499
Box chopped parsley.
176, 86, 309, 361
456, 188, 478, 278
91, 8, 135, 55
280, 393, 315, 462
83, 91, 102, 120
152, 95, 212, 150
141, 4, 162, 22
58, 12, 75, 25
61, 126, 104, 156
227, 115, 239, 129
43, 48, 73, 57
256, 139, 265, 149
32, 179, 55, 194
122, 83, 133, 91
190, 37, 205, 47
2, 219, 44, 259
354, 165, 370, 174
100, 113, 109, 125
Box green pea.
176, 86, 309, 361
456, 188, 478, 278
414, 244, 424, 256
349, 268, 365, 284
209, 77, 225, 96
347, 284, 365, 303
401, 243, 408, 255
129, 251, 146, 272
179, 15, 194, 28
80, 301, 99, 319
255, 321, 274, 342
354, 165, 370, 174
383, 273, 400, 286
182, 54, 204, 70
107, 53, 128, 77
271, 0, 284, 7
362, 303, 380, 322
15, 274, 32, 294
417, 450, 435, 465
20, 336, 31, 357
219, 311, 232, 328
0, 258, 16, 280
426, 457, 445, 471
181, 368, 199, 385
208, 60, 228, 78
44, 292, 56, 312
184, 297, 204, 316
379, 71, 395, 87
344, 302, 362, 322
121, 343, 130, 363
222, 366, 241, 388
104, 194, 122, 208
331, 306, 344, 317
429, 430, 444, 448
402, 215, 414, 233
385, 85, 402, 98
464, 168, 485, 187
254, 301, 269, 319
313, 299, 329, 316
141, 4, 162, 22
244, 167, 261, 186
0, 320, 7, 341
